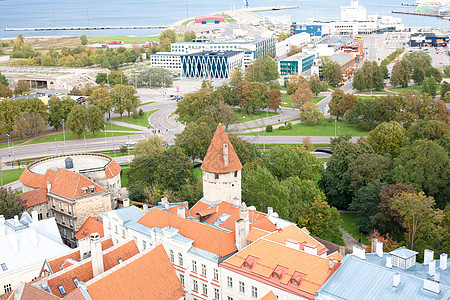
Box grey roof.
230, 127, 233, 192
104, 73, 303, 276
316, 253, 450, 300
390, 247, 419, 259
183, 51, 243, 58
330, 53, 354, 65
104, 206, 144, 222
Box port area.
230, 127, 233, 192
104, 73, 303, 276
392, 9, 450, 20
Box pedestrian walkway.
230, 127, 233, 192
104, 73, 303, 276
232, 119, 303, 134
106, 120, 149, 132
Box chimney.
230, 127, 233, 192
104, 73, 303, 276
223, 144, 229, 166
47, 181, 52, 193
393, 273, 400, 287
329, 259, 335, 269
123, 198, 130, 207
423, 278, 440, 294
177, 207, 185, 219
440, 253, 447, 270
0, 215, 5, 224
371, 238, 377, 253
79, 237, 90, 260
31, 210, 39, 223
90, 233, 104, 277
434, 272, 440, 282
143, 204, 148, 213
424, 249, 434, 265
429, 260, 436, 276
376, 241, 383, 257
267, 207, 273, 217
386, 255, 392, 268
285, 239, 300, 250
304, 244, 318, 255
88, 185, 95, 193
352, 246, 366, 260
339, 246, 346, 258
14, 215, 19, 223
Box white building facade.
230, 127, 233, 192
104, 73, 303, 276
150, 52, 182, 74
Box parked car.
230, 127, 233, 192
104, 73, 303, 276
125, 140, 138, 148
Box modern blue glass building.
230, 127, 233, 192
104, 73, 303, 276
181, 51, 244, 79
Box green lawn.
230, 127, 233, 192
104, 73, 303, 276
112, 109, 159, 127
193, 167, 202, 181
233, 109, 279, 124
389, 84, 442, 93
221, 14, 237, 22
140, 101, 155, 106
120, 167, 130, 187
340, 212, 369, 245
23, 131, 132, 145
355, 90, 394, 95
313, 96, 326, 104
243, 119, 369, 137
281, 94, 326, 107
1, 168, 25, 185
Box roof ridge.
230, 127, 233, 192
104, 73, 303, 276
262, 238, 331, 262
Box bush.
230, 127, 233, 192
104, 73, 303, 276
138, 109, 144, 117
266, 125, 273, 132
279, 122, 292, 130
120, 145, 128, 154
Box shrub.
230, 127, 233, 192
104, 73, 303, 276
266, 125, 273, 132
138, 108, 144, 117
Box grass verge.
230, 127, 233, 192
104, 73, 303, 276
1, 168, 25, 186
233, 109, 279, 124
339, 212, 369, 245
112, 109, 159, 127
23, 131, 132, 145
120, 167, 130, 187
355, 90, 394, 95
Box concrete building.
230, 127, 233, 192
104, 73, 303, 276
0, 212, 71, 294
409, 33, 449, 47
181, 51, 244, 79
278, 52, 315, 75
276, 32, 311, 57
311, 53, 357, 78
340, 0, 367, 22
290, 24, 324, 38
316, 244, 449, 299
150, 52, 182, 74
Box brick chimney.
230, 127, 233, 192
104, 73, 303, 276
46, 181, 52, 193
90, 233, 104, 277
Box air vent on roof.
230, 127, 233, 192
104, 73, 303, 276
65, 157, 73, 169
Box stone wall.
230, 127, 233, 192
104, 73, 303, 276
202, 170, 241, 206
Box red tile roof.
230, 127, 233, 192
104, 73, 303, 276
12, 283, 59, 300
19, 187, 49, 207
201, 123, 242, 173
49, 169, 106, 200
104, 157, 121, 178
74, 217, 104, 241
46, 240, 139, 297
86, 244, 185, 300
260, 291, 278, 300
138, 208, 237, 257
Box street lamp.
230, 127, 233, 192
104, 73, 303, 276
104, 125, 107, 148
6, 133, 10, 157
60, 119, 65, 154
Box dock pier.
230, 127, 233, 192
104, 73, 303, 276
4, 25, 168, 32
392, 9, 450, 19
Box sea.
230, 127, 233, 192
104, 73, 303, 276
0, 0, 449, 39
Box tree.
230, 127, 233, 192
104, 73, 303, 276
159, 29, 177, 43
0, 187, 26, 218
321, 57, 342, 86
85, 105, 104, 136
391, 192, 443, 250
350, 182, 383, 233
155, 147, 193, 191
89, 87, 113, 117
345, 97, 383, 131
328, 88, 345, 119
228, 134, 258, 167
133, 136, 167, 157
0, 98, 19, 134
291, 81, 313, 108
110, 84, 140, 117
422, 76, 438, 97
175, 87, 216, 123
298, 198, 344, 245
444, 65, 450, 77
308, 74, 326, 96
14, 80, 30, 96
268, 89, 281, 112
175, 121, 214, 161
299, 102, 323, 125
287, 75, 306, 95
128, 182, 147, 203
0, 72, 8, 86
13, 112, 46, 138
184, 30, 196, 42
48, 96, 76, 130
391, 140, 449, 201
241, 82, 269, 114
407, 120, 449, 142
368, 121, 406, 157
441, 82, 450, 98
353, 61, 384, 91
390, 58, 410, 88
0, 83, 13, 98
67, 105, 87, 137
80, 34, 88, 45
277, 32, 290, 42
262, 145, 323, 182
204, 101, 238, 130
347, 154, 391, 194
128, 155, 161, 186
380, 62, 389, 79
244, 56, 278, 83
95, 73, 108, 85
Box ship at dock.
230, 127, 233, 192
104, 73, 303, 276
416, 0, 450, 13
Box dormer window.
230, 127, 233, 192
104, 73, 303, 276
244, 262, 250, 268
118, 258, 123, 264
272, 272, 280, 279
1, 263, 7, 271
291, 278, 299, 285
72, 277, 79, 287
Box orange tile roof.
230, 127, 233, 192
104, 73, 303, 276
49, 168, 106, 200
264, 225, 328, 255
14, 283, 60, 300
247, 228, 271, 243
86, 244, 185, 300
103, 157, 121, 178
62, 288, 85, 300
20, 168, 57, 189
221, 238, 339, 299
74, 217, 104, 241
201, 123, 242, 173
260, 291, 278, 300
47, 240, 139, 297
190, 201, 277, 232
19, 187, 49, 207
327, 252, 344, 261
46, 238, 114, 275
138, 208, 237, 257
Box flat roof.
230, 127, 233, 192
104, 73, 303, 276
183, 50, 243, 57
29, 153, 111, 175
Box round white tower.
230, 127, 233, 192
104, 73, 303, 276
201, 124, 243, 206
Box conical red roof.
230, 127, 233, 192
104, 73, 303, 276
201, 124, 242, 173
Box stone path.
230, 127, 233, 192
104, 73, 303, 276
340, 228, 363, 249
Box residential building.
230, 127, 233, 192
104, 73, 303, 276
278, 52, 315, 75
150, 52, 182, 74
220, 224, 343, 300
316, 243, 449, 299
181, 51, 244, 79
276, 33, 311, 57
0, 212, 71, 293
311, 53, 357, 79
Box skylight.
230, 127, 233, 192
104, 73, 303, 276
1, 263, 7, 271
58, 285, 66, 296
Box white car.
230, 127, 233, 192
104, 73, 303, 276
125, 140, 138, 148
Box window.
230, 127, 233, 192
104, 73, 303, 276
63, 228, 66, 237
215, 173, 219, 179
227, 296, 233, 300
115, 225, 118, 233
62, 215, 65, 224
69, 219, 73, 228
227, 276, 233, 288
201, 264, 206, 276
214, 288, 220, 300
234, 171, 238, 177
118, 258, 123, 264
1, 263, 7, 271
251, 286, 258, 298
71, 231, 74, 239
122, 229, 126, 238
202, 283, 208, 296
193, 279, 198, 292
60, 202, 64, 211
68, 205, 72, 214
213, 268, 219, 280
52, 199, 55, 208
72, 277, 79, 287
178, 253, 183, 266
57, 285, 66, 296
38, 213, 42, 220
3, 284, 11, 294
192, 260, 197, 273
180, 274, 185, 286
239, 281, 245, 293
273, 272, 279, 279
170, 250, 174, 263
143, 240, 147, 250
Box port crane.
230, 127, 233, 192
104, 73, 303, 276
243, 0, 249, 8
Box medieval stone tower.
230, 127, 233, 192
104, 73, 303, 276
201, 124, 243, 206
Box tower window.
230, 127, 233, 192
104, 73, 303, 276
215, 173, 219, 179
235, 171, 238, 177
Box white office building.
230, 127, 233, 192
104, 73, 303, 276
150, 52, 182, 74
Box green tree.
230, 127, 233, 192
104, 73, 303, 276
268, 89, 281, 112
110, 84, 140, 117
128, 155, 161, 186
391, 192, 443, 250
0, 84, 13, 98
350, 182, 383, 233
67, 105, 87, 137
298, 198, 344, 245
95, 73, 108, 85
244, 56, 278, 83
107, 70, 128, 86
80, 34, 88, 45
204, 101, 238, 130
184, 30, 197, 42
0, 98, 19, 134
155, 147, 193, 191
128, 182, 147, 203
85, 105, 104, 136
348, 154, 391, 194
321, 57, 342, 86
89, 87, 113, 117
287, 75, 306, 95
0, 187, 26, 218
291, 81, 313, 108
13, 112, 46, 138
159, 29, 177, 43
175, 121, 214, 161
308, 74, 326, 96
0, 72, 8, 86
133, 136, 167, 157
390, 58, 410, 88
422, 76, 438, 97
48, 96, 76, 130
407, 120, 449, 142
345, 97, 383, 131
14, 80, 30, 96
228, 134, 258, 167
328, 88, 345, 119
368, 121, 406, 157
241, 82, 269, 114
299, 102, 323, 125
380, 62, 389, 79
175, 87, 216, 123
277, 32, 290, 42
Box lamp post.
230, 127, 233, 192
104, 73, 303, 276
6, 134, 10, 157
60, 119, 65, 154
84, 134, 87, 153
104, 125, 107, 148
